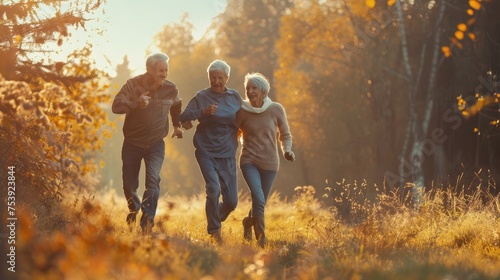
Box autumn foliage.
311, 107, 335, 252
0, 0, 110, 209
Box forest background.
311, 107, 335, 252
1, 0, 500, 279
99, 0, 500, 201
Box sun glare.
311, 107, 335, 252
42, 0, 227, 76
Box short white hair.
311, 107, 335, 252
207, 59, 231, 76
146, 53, 169, 69
244, 72, 270, 95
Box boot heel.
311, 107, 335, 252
254, 216, 266, 248
242, 217, 253, 241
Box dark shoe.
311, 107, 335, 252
210, 230, 223, 245
140, 213, 154, 236
242, 217, 254, 241
126, 212, 137, 228
254, 216, 266, 248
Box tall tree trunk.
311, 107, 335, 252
409, 2, 446, 207
395, 0, 445, 206
395, 0, 416, 197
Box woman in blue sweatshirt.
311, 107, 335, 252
180, 60, 242, 244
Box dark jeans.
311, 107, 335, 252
122, 140, 165, 228
196, 156, 238, 234
241, 163, 277, 217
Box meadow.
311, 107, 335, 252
14, 178, 500, 280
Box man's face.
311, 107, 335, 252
209, 70, 229, 93
147, 60, 169, 88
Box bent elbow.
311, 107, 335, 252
112, 104, 128, 114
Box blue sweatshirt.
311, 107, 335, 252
180, 87, 242, 158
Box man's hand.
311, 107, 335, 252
138, 91, 151, 109
171, 127, 183, 139
284, 151, 295, 162
202, 103, 218, 116
181, 121, 193, 130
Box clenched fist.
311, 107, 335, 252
138, 91, 151, 109
284, 151, 295, 162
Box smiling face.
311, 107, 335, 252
245, 81, 266, 108
209, 70, 229, 94
147, 59, 169, 88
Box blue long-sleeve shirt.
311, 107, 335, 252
180, 87, 242, 158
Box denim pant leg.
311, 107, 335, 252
197, 156, 221, 234
196, 156, 238, 234
241, 163, 277, 217
122, 141, 143, 213
140, 140, 165, 228
217, 157, 238, 222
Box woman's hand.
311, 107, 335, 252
284, 151, 295, 162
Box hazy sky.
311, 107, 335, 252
68, 0, 227, 75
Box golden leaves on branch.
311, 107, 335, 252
441, 1, 484, 57
0, 71, 108, 203
365, 0, 395, 8
457, 94, 497, 120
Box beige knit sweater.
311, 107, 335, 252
235, 102, 292, 171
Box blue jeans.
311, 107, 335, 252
122, 140, 165, 228
196, 156, 238, 234
241, 163, 277, 217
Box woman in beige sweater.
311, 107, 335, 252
235, 72, 295, 248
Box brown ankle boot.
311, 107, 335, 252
242, 216, 254, 241
210, 229, 223, 245
254, 215, 266, 248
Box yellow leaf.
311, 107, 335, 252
441, 46, 451, 57
455, 31, 464, 40
473, 127, 479, 133
457, 23, 467, 32
477, 96, 485, 108
469, 0, 481, 10
468, 32, 476, 41
467, 9, 474, 15
387, 0, 396, 6
366, 0, 376, 8
14, 35, 22, 44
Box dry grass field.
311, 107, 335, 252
13, 180, 500, 280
